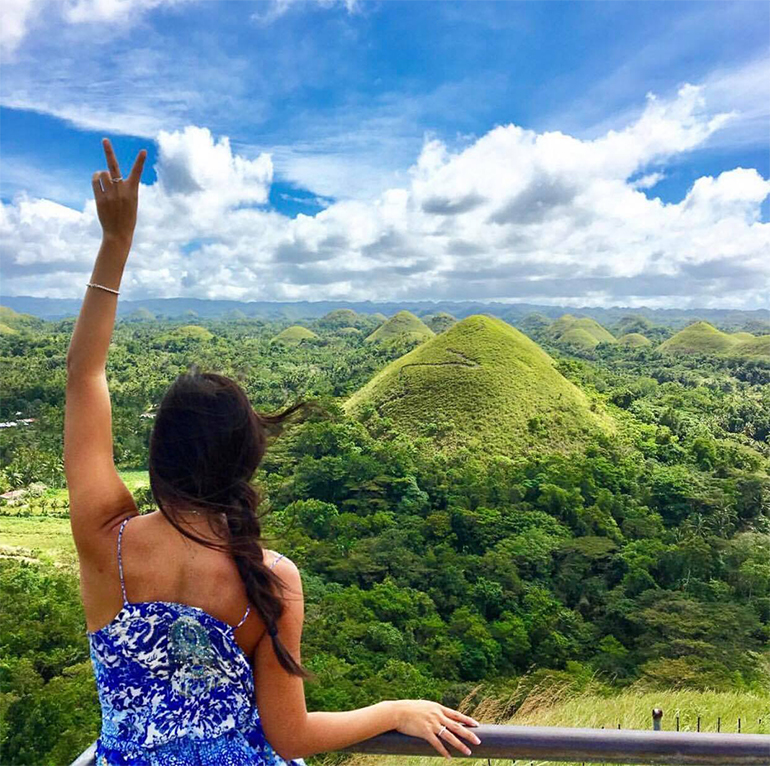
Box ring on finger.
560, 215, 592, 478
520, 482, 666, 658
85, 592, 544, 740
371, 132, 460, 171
437, 725, 447, 738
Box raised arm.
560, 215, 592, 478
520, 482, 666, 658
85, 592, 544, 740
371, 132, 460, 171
64, 139, 147, 557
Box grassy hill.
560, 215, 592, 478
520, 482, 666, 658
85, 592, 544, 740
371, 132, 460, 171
618, 332, 652, 348
548, 315, 616, 349
156, 325, 214, 344
0, 305, 44, 331
346, 314, 612, 456
271, 325, 319, 346
739, 335, 770, 357
660, 321, 770, 358
365, 310, 435, 344
318, 308, 361, 329
423, 312, 456, 334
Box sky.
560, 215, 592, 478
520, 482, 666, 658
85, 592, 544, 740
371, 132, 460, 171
1, 0, 768, 308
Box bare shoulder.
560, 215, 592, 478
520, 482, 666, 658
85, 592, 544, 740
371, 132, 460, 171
263, 548, 296, 572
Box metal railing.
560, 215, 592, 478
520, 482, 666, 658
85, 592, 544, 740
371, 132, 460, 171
69, 720, 770, 765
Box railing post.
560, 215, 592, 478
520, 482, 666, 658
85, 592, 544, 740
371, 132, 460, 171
653, 708, 664, 732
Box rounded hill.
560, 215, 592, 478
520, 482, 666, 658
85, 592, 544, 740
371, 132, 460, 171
547, 315, 616, 349
659, 321, 770, 359
318, 309, 360, 329
157, 325, 214, 343
345, 314, 612, 456
618, 333, 652, 348
271, 326, 318, 346
365, 311, 435, 344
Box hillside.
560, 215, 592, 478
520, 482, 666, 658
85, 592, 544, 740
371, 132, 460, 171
155, 325, 214, 345
0, 305, 44, 331
271, 325, 318, 346
346, 314, 612, 455
548, 315, 617, 349
365, 310, 435, 344
318, 308, 360, 329
660, 322, 770, 358
423, 312, 456, 333
618, 332, 652, 347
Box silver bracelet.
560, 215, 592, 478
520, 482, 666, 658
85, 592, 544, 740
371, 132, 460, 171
86, 282, 120, 295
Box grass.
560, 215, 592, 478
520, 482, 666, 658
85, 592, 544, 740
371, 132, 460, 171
0, 470, 150, 567
157, 324, 215, 343
660, 321, 770, 358
339, 681, 770, 766
547, 315, 617, 349
271, 325, 319, 345
365, 311, 435, 343
320, 309, 360, 327
618, 333, 652, 347
0, 516, 77, 567
346, 314, 613, 456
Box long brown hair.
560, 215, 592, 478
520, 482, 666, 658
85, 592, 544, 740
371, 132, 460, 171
148, 367, 314, 678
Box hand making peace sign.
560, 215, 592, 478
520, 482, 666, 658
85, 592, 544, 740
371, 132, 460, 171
92, 138, 147, 244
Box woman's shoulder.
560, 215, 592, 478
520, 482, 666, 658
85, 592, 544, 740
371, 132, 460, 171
263, 548, 293, 570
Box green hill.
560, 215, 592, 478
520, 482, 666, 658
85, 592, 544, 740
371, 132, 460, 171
346, 314, 612, 455
126, 307, 156, 322
0, 305, 43, 331
615, 315, 653, 336
423, 312, 456, 334
318, 309, 360, 329
271, 325, 319, 346
519, 312, 553, 336
364, 311, 435, 344
659, 322, 770, 359
618, 332, 652, 348
0, 322, 18, 335
157, 325, 214, 344
338, 326, 361, 335
735, 335, 770, 357
548, 315, 616, 349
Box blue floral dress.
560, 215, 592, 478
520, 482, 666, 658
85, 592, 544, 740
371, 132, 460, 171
88, 517, 308, 766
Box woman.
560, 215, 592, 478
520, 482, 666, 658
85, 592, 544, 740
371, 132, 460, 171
65, 138, 482, 766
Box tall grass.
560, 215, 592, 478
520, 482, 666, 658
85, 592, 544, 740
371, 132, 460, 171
336, 672, 770, 766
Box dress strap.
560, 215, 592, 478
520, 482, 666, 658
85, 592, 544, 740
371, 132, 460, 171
234, 553, 284, 630
235, 604, 251, 630
117, 517, 131, 605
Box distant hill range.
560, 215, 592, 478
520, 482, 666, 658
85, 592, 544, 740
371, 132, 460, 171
2, 295, 768, 330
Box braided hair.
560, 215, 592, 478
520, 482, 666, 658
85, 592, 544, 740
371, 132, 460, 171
148, 367, 316, 679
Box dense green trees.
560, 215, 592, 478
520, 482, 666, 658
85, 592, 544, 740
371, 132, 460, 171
1, 313, 769, 764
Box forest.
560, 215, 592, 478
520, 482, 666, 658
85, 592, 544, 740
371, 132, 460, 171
1, 304, 769, 765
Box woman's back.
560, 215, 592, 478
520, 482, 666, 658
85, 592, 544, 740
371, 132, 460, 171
87, 514, 305, 766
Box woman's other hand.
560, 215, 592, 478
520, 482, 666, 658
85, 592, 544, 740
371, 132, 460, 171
92, 138, 147, 245
391, 700, 481, 759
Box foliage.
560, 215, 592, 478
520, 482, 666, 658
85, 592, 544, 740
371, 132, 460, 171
1, 309, 770, 763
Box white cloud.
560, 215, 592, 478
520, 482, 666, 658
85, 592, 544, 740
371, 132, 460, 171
1, 0, 41, 55
252, 0, 360, 25
632, 173, 665, 190
0, 0, 192, 57
1, 85, 769, 307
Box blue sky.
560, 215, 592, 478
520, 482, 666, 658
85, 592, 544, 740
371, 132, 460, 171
1, 0, 768, 306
